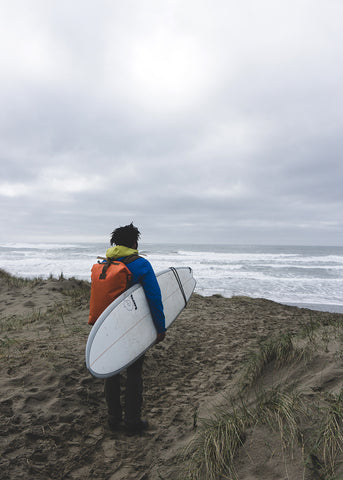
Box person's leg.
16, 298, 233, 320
104, 373, 122, 428
125, 355, 147, 430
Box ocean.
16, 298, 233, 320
1, 243, 343, 314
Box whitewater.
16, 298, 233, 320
1, 243, 343, 313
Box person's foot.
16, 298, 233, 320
124, 419, 149, 434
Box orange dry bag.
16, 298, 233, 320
88, 255, 139, 325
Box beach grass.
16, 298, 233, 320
183, 319, 343, 480
184, 388, 307, 480
2, 270, 343, 480
184, 408, 247, 480
242, 332, 298, 387
0, 268, 44, 287
0, 270, 90, 361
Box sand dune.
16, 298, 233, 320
1, 270, 343, 479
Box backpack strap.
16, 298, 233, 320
121, 254, 141, 265
99, 258, 115, 279
96, 254, 140, 280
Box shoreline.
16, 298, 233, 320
281, 301, 343, 314
1, 242, 342, 314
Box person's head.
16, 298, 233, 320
110, 222, 141, 249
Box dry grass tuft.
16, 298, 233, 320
183, 321, 343, 480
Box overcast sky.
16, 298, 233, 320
1, 1, 342, 245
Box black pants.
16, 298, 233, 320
104, 355, 145, 425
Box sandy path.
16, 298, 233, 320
1, 275, 340, 480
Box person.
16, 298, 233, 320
103, 223, 166, 434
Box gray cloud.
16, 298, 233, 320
1, 0, 343, 245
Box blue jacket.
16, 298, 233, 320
119, 256, 166, 334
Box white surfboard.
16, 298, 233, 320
85, 267, 196, 378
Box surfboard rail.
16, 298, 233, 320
85, 266, 196, 378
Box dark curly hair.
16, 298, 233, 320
110, 222, 141, 248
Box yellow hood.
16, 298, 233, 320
106, 245, 138, 259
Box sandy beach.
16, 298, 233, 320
1, 269, 343, 480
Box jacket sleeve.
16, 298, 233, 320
129, 258, 166, 333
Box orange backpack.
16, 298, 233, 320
88, 255, 139, 325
